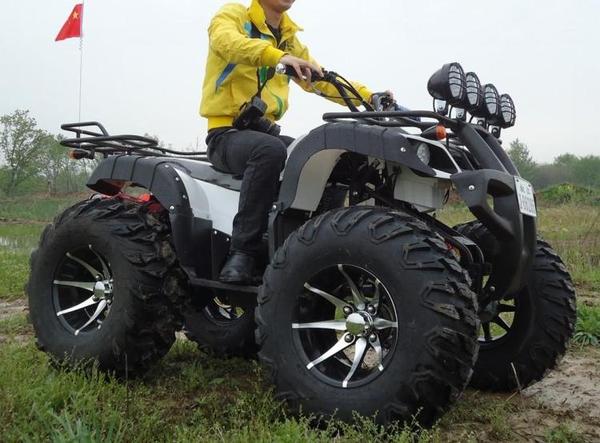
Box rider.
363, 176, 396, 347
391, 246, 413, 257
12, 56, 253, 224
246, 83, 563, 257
201, 0, 383, 284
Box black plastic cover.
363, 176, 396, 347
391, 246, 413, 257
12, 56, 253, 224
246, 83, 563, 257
278, 122, 436, 209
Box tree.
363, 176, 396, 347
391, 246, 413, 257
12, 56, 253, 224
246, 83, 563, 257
554, 153, 579, 168
38, 134, 72, 195
0, 110, 46, 195
507, 139, 536, 182
572, 155, 600, 189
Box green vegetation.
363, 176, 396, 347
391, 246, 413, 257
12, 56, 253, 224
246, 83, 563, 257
537, 183, 600, 206
0, 194, 85, 221
573, 304, 600, 347
439, 391, 520, 441
0, 223, 44, 301
438, 203, 600, 292
0, 340, 442, 442
0, 110, 94, 197
0, 191, 598, 441
0, 312, 29, 337
507, 139, 600, 191
545, 423, 587, 443
0, 249, 30, 302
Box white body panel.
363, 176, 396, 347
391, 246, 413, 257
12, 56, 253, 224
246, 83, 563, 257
393, 166, 451, 212
174, 165, 240, 235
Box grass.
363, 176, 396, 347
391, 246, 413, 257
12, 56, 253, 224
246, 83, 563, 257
573, 304, 600, 347
0, 193, 86, 221
438, 202, 600, 292
0, 224, 44, 301
1, 196, 599, 441
0, 312, 30, 337
0, 249, 30, 301
545, 423, 587, 443
0, 339, 442, 442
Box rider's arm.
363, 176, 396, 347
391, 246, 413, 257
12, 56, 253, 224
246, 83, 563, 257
288, 36, 373, 106
209, 5, 285, 67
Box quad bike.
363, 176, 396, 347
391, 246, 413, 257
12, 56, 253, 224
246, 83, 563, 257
27, 62, 576, 425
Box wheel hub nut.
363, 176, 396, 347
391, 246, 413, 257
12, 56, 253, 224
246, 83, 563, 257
343, 306, 353, 316
93, 281, 107, 301
369, 333, 378, 343
346, 313, 367, 336
344, 334, 355, 343
367, 305, 376, 314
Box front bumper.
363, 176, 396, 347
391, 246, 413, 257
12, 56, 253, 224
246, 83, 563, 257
451, 169, 537, 299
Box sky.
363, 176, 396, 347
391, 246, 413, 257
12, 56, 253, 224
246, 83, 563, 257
1, 0, 599, 163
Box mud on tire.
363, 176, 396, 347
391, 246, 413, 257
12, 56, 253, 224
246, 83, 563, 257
27, 197, 188, 377
256, 207, 479, 425
455, 221, 577, 391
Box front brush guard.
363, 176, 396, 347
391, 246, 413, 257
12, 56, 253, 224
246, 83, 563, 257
451, 169, 537, 300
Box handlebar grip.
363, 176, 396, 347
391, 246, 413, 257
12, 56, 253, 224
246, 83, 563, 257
275, 63, 325, 82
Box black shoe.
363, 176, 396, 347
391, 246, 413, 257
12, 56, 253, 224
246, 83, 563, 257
218, 252, 256, 285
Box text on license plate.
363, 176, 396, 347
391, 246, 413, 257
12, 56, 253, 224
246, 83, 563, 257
515, 176, 537, 217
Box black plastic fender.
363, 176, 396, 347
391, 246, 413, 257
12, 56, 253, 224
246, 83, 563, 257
86, 155, 240, 279
278, 121, 436, 210
451, 169, 537, 299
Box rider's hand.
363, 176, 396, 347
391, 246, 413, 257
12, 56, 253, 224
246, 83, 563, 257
279, 54, 324, 86
371, 90, 396, 111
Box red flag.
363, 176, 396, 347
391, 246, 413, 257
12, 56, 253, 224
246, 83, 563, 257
55, 4, 83, 41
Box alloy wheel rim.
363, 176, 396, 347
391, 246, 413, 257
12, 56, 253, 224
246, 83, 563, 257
204, 297, 245, 322
52, 245, 113, 336
478, 298, 517, 344
293, 264, 398, 389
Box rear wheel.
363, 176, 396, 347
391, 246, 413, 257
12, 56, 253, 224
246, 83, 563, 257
257, 207, 478, 425
184, 296, 257, 358
455, 221, 577, 391
27, 197, 188, 376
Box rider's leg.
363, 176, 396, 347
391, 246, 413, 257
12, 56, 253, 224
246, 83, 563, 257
207, 129, 291, 283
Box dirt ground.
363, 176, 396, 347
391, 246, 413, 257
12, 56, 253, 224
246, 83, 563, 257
517, 348, 600, 441
2, 297, 599, 441
0, 298, 27, 322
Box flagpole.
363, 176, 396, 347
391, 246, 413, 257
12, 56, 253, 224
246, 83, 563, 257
78, 0, 85, 122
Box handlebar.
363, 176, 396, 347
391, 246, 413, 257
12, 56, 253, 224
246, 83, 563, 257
275, 63, 326, 82
275, 63, 422, 127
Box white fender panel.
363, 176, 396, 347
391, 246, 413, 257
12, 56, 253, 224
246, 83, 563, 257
174, 169, 240, 235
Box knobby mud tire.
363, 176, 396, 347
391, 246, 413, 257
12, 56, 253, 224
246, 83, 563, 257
455, 221, 577, 391
256, 207, 479, 425
27, 197, 188, 377
183, 298, 258, 358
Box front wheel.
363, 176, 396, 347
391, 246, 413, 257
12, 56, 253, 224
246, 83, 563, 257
256, 207, 479, 425
455, 221, 577, 391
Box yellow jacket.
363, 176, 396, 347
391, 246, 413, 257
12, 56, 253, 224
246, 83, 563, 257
200, 0, 373, 130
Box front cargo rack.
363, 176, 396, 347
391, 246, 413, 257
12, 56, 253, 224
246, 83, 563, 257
60, 122, 207, 159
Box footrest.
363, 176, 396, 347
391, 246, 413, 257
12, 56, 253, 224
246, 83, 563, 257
190, 277, 259, 294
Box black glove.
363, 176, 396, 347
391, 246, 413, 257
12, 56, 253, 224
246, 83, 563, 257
370, 91, 396, 111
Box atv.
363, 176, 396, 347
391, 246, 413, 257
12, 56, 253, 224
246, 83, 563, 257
27, 62, 576, 425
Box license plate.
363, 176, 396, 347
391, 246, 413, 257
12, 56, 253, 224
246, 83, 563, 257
515, 176, 537, 217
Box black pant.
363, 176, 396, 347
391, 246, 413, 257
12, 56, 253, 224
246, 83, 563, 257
207, 128, 294, 255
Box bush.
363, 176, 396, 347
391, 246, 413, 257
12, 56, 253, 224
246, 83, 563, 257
536, 183, 600, 206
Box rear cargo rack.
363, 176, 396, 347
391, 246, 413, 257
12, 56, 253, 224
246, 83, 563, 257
60, 121, 207, 159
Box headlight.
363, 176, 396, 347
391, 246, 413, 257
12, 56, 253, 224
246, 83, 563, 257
499, 94, 516, 128
465, 72, 483, 110
471, 83, 500, 119
427, 62, 466, 105
416, 143, 431, 165
483, 84, 500, 118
